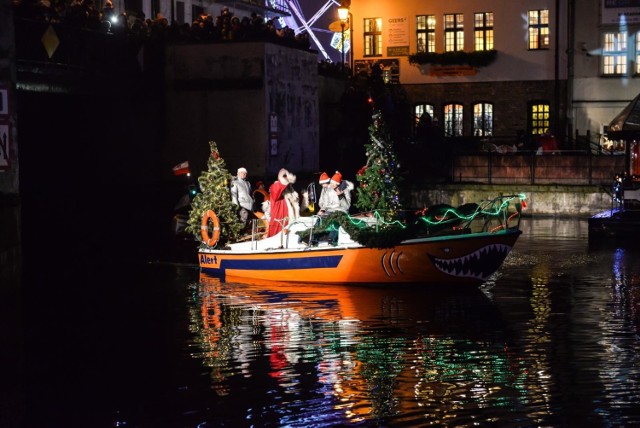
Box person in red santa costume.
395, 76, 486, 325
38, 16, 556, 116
268, 168, 295, 237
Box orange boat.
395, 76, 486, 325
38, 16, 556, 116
199, 194, 525, 286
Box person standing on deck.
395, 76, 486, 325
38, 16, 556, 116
268, 168, 292, 237
230, 167, 254, 229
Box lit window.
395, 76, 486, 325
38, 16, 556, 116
445, 13, 464, 52
528, 9, 549, 50
473, 103, 493, 136
364, 18, 383, 56
530, 103, 550, 135
415, 104, 434, 126
636, 32, 640, 74
474, 12, 493, 51
603, 32, 627, 75
417, 15, 436, 53
444, 104, 463, 136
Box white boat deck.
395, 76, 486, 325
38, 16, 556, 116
221, 215, 374, 253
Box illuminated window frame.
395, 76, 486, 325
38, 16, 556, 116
473, 103, 493, 136
416, 15, 436, 53
364, 18, 383, 57
528, 9, 549, 50
415, 104, 435, 126
444, 13, 464, 52
444, 103, 464, 137
530, 102, 550, 136
603, 32, 628, 75
474, 12, 493, 51
636, 32, 640, 74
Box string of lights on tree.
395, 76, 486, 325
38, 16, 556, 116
186, 141, 244, 246
355, 109, 403, 221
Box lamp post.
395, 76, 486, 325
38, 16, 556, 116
337, 3, 349, 69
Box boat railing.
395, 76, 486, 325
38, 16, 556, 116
247, 215, 321, 250
243, 194, 526, 250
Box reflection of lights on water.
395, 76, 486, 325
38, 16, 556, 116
612, 248, 625, 291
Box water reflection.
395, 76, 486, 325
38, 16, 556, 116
16, 219, 640, 427
495, 218, 640, 426
178, 217, 640, 427
190, 275, 534, 426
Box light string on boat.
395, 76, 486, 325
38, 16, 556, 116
417, 193, 527, 227
311, 193, 526, 233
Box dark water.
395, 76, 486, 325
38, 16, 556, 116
11, 218, 640, 427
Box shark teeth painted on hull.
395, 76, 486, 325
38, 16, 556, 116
430, 244, 512, 280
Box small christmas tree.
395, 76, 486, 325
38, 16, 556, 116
186, 141, 243, 246
355, 109, 402, 221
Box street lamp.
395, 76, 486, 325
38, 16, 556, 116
337, 2, 349, 69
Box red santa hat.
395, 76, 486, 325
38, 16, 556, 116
318, 172, 330, 184
330, 171, 342, 185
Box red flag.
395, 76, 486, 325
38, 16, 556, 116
172, 161, 190, 176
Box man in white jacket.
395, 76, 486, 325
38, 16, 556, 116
230, 167, 254, 229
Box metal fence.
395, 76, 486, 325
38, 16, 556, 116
451, 151, 625, 185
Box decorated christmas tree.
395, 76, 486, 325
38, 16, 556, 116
355, 109, 402, 221
186, 141, 243, 246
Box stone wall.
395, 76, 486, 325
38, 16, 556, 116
164, 42, 319, 179
410, 184, 613, 217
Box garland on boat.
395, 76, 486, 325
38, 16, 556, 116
297, 194, 527, 248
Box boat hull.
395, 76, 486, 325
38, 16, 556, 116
199, 228, 521, 285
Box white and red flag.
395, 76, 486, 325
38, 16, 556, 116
172, 161, 190, 176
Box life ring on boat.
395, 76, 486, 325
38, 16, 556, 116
201, 209, 221, 247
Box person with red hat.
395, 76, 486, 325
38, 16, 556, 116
318, 172, 330, 185
315, 172, 330, 213
318, 171, 353, 215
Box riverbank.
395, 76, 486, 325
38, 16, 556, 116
410, 184, 612, 218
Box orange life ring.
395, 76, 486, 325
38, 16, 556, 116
201, 209, 221, 247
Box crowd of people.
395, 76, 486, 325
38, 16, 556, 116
13, 0, 312, 50
229, 167, 354, 240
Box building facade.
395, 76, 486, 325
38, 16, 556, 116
338, 0, 640, 150
572, 1, 640, 150
346, 0, 569, 146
